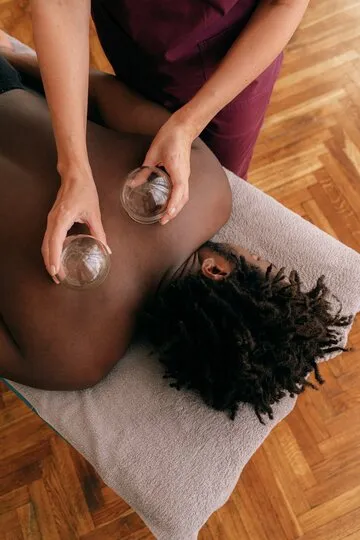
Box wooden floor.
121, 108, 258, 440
1, 1, 360, 538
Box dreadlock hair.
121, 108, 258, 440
142, 249, 351, 423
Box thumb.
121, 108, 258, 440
88, 214, 112, 255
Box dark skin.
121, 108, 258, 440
0, 43, 232, 390
0, 36, 275, 391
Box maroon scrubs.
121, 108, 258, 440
92, 0, 282, 177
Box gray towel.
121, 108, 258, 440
8, 170, 360, 540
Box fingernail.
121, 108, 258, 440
162, 218, 169, 225
52, 275, 60, 285
106, 245, 112, 255
169, 207, 176, 216
50, 265, 56, 276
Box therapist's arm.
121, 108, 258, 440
31, 0, 90, 176
31, 0, 108, 280
176, 0, 309, 135
145, 0, 309, 223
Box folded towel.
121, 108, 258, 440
8, 170, 360, 540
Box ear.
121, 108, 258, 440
201, 257, 232, 281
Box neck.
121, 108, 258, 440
157, 251, 201, 293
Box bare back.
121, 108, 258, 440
0, 89, 231, 379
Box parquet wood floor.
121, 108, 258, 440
1, 1, 360, 538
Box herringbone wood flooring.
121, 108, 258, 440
1, 1, 360, 538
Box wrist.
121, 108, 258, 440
57, 158, 93, 185
57, 140, 90, 176
55, 126, 90, 179
173, 97, 216, 139
172, 106, 204, 141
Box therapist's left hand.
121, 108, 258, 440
143, 113, 195, 225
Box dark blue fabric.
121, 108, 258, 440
0, 55, 25, 94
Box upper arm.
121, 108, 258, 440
0, 308, 122, 390
90, 72, 171, 136
0, 315, 28, 383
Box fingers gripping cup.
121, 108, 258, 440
57, 235, 111, 290
121, 166, 172, 224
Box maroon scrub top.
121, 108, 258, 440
92, 0, 282, 177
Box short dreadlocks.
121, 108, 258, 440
142, 248, 351, 423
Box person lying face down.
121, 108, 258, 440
0, 43, 350, 423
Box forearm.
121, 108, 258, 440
179, 0, 309, 136
31, 0, 91, 174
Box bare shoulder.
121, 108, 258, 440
163, 138, 232, 254
191, 137, 231, 213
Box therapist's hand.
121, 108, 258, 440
143, 113, 195, 225
42, 165, 110, 283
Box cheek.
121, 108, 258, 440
230, 245, 274, 272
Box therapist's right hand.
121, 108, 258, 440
42, 166, 110, 283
